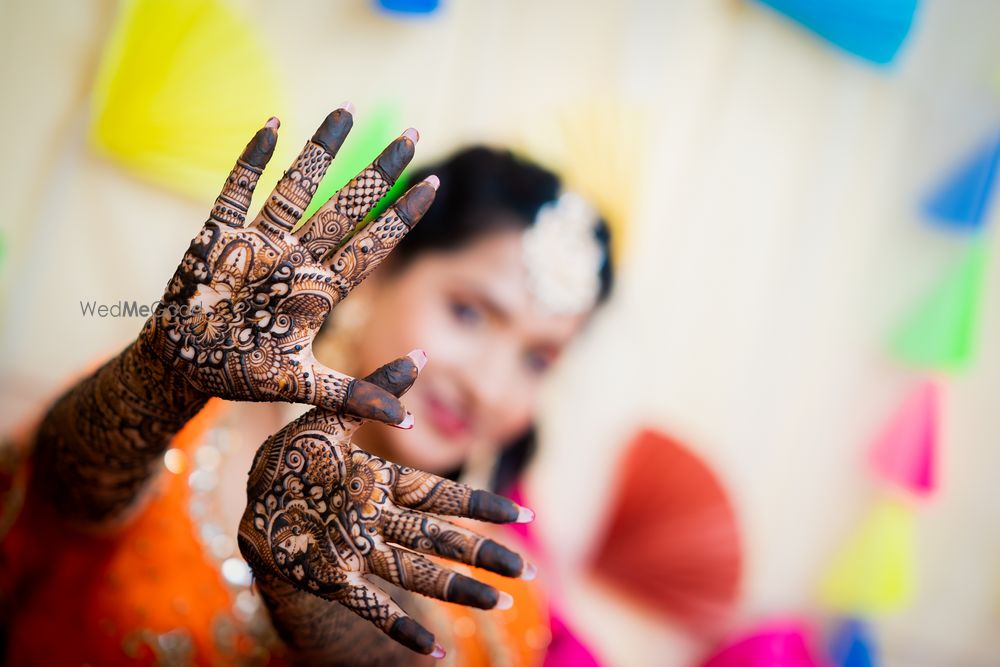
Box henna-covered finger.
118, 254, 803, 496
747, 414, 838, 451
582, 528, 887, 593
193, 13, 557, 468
209, 119, 279, 227
251, 104, 355, 234
322, 177, 438, 297
382, 508, 525, 578
361, 349, 427, 398
393, 468, 534, 523
370, 546, 509, 611
297, 129, 418, 262
306, 359, 413, 428
337, 581, 443, 657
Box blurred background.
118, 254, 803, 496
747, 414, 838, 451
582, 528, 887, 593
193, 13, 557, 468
1, 0, 999, 665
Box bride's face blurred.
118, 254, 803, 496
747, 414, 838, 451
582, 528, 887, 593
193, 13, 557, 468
345, 227, 588, 474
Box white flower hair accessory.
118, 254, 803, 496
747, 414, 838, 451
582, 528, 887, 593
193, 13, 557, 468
521, 192, 604, 314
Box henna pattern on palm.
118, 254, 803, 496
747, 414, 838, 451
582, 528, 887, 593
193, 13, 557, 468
239, 355, 533, 657
142, 108, 436, 425
33, 109, 435, 524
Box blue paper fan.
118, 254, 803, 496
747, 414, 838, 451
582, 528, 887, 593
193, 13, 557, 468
829, 618, 877, 667
753, 0, 918, 65
375, 0, 440, 16
924, 131, 1000, 233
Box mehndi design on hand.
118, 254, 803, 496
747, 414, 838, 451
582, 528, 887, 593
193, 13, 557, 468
142, 107, 437, 425
239, 353, 534, 657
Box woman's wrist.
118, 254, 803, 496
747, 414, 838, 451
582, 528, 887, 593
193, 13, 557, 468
32, 336, 208, 524
129, 324, 210, 415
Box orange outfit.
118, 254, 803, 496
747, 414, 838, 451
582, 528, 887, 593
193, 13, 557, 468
0, 400, 548, 666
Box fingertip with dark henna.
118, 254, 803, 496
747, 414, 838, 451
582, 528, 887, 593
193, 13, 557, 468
241, 125, 278, 170
394, 180, 438, 228
389, 616, 436, 654
374, 133, 417, 184
446, 574, 499, 609
469, 489, 520, 523
312, 106, 354, 155
475, 539, 524, 578
361, 357, 418, 397
342, 379, 406, 425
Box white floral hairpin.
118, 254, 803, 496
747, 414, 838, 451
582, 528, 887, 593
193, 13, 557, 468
521, 192, 604, 315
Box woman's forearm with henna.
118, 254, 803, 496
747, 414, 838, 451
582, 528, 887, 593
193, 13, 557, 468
33, 337, 208, 524
256, 574, 419, 667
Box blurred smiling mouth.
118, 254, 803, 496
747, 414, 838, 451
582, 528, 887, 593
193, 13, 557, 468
423, 390, 472, 440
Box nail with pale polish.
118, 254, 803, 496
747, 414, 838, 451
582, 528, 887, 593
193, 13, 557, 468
338, 100, 356, 115
495, 591, 514, 610
396, 412, 414, 430
265, 116, 280, 129
425, 174, 440, 191
407, 349, 428, 371
520, 561, 537, 582
402, 127, 420, 143
430, 644, 446, 659
515, 506, 535, 524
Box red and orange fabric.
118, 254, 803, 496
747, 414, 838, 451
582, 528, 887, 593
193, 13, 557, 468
0, 400, 548, 666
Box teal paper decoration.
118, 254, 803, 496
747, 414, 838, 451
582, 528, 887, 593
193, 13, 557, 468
754, 0, 918, 65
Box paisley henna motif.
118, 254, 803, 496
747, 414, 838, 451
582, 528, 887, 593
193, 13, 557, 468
239, 356, 533, 656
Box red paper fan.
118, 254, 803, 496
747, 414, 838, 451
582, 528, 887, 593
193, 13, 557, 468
590, 429, 743, 634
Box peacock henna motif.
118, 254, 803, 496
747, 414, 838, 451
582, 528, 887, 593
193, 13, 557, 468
239, 356, 533, 656
141, 109, 437, 424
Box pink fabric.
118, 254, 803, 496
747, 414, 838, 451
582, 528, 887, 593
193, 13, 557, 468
506, 484, 603, 667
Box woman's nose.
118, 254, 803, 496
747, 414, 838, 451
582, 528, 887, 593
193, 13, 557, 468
462, 341, 517, 415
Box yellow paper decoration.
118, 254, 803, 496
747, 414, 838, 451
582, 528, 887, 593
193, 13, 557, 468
818, 498, 915, 615
518, 100, 649, 267
90, 0, 286, 201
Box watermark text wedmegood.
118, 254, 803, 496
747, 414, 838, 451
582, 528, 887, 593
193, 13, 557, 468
79, 300, 202, 318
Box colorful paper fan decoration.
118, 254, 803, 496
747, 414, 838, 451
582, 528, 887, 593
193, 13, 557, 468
375, 0, 440, 15
818, 498, 915, 615
589, 429, 742, 634
518, 101, 649, 267
868, 381, 938, 497
923, 131, 1000, 233
891, 242, 988, 371
700, 618, 823, 667
90, 0, 285, 201
829, 618, 878, 667
301, 101, 407, 226
752, 0, 918, 65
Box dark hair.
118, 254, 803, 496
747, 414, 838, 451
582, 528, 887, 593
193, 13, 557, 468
386, 146, 615, 493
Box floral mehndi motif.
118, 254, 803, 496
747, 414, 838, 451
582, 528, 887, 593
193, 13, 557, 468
142, 108, 438, 426
239, 355, 535, 657
34, 109, 435, 524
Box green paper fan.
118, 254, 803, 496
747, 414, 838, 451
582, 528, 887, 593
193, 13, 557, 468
891, 242, 988, 371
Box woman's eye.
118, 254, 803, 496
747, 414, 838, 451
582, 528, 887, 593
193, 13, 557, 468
449, 299, 482, 325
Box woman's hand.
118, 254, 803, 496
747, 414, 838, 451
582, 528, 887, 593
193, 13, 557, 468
141, 107, 436, 426
238, 353, 534, 658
